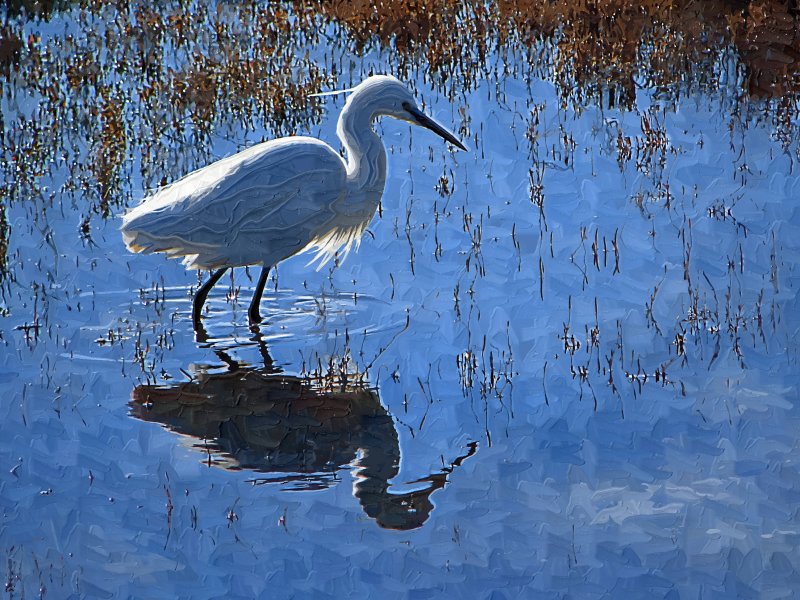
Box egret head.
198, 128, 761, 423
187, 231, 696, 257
345, 75, 468, 151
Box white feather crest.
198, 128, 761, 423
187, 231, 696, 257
308, 87, 355, 98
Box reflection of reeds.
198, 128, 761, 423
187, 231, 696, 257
2, 0, 68, 20
304, 0, 800, 103
732, 2, 800, 96
1, 0, 798, 342
94, 93, 126, 216
1, 1, 330, 229
0, 26, 23, 77
1, 0, 798, 234
0, 196, 7, 278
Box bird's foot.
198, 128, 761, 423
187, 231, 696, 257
247, 306, 262, 325
192, 306, 204, 330
194, 316, 211, 344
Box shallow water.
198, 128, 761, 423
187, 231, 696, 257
2, 2, 800, 598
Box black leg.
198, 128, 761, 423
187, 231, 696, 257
249, 323, 275, 372
193, 267, 227, 327
248, 266, 270, 324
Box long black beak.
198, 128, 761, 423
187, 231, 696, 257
403, 102, 468, 151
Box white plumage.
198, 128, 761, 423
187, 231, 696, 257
122, 137, 349, 269
121, 75, 466, 326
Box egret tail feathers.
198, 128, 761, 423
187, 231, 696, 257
303, 224, 366, 271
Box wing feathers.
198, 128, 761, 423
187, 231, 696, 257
121, 138, 348, 269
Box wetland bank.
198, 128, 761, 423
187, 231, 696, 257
1, 1, 799, 597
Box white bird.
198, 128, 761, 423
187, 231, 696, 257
121, 75, 466, 326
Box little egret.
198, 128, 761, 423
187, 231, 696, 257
121, 75, 466, 326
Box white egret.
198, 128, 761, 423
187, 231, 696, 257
121, 75, 466, 326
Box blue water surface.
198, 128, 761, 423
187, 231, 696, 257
1, 4, 799, 598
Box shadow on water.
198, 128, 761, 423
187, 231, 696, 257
129, 322, 477, 530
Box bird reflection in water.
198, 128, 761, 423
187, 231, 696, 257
129, 323, 476, 530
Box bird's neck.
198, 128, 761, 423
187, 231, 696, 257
337, 104, 387, 198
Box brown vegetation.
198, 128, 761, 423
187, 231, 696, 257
302, 0, 800, 103
0, 0, 798, 276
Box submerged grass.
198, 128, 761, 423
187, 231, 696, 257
0, 195, 7, 279
0, 0, 797, 395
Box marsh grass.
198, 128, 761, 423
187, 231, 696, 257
0, 0, 797, 398
1, 3, 799, 595
1, 0, 798, 232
